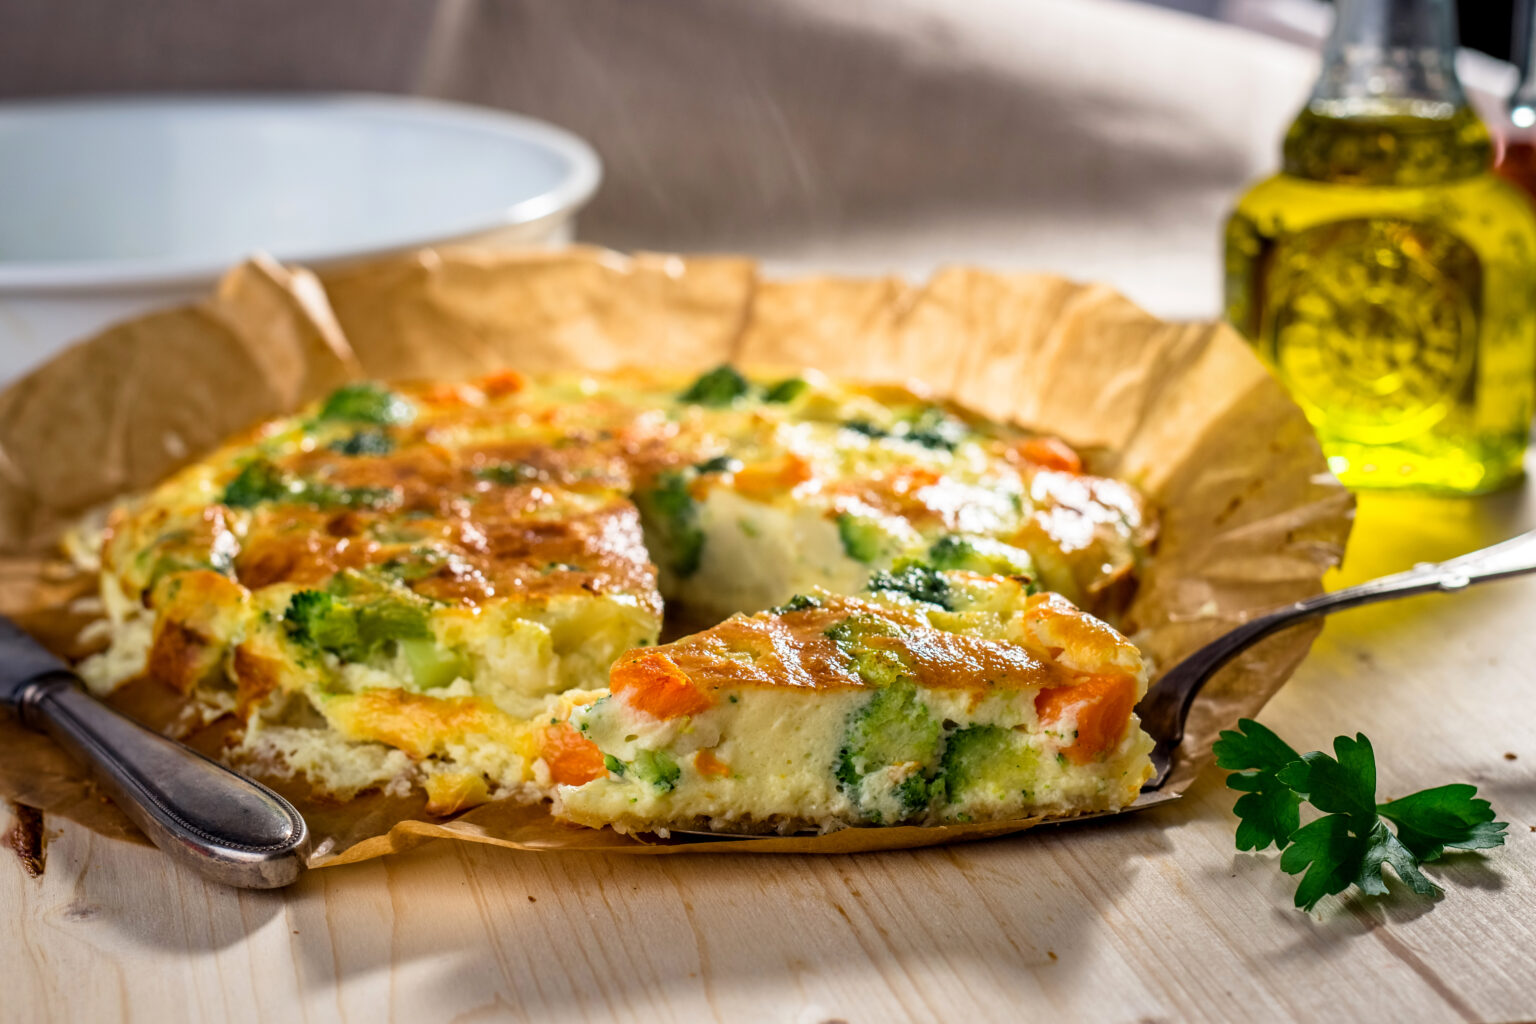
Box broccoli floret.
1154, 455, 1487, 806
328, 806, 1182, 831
283, 578, 433, 665
317, 382, 415, 425
825, 613, 909, 688
842, 409, 966, 451
603, 754, 626, 776
867, 565, 952, 609
301, 481, 397, 510
222, 458, 293, 508
631, 749, 681, 791
835, 680, 941, 821
926, 535, 981, 571
901, 407, 967, 451
398, 636, 471, 689
823, 614, 904, 648
762, 377, 809, 403
636, 470, 705, 576
695, 454, 741, 475
842, 419, 887, 441
283, 590, 360, 657
924, 535, 1035, 579
772, 593, 822, 614
474, 462, 537, 485
356, 597, 430, 646
679, 365, 751, 407
378, 547, 449, 582
329, 428, 396, 457
940, 725, 1039, 806
836, 512, 887, 564
223, 458, 393, 510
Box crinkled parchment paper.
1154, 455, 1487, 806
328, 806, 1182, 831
0, 247, 1353, 866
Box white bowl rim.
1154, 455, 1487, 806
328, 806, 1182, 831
0, 92, 603, 293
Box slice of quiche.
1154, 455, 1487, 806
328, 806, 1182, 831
553, 569, 1155, 834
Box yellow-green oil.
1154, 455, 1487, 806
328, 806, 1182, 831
1225, 102, 1536, 493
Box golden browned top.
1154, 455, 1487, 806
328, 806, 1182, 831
613, 594, 1084, 703
104, 370, 1147, 612
91, 367, 1152, 767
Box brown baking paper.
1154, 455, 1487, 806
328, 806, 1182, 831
0, 247, 1353, 866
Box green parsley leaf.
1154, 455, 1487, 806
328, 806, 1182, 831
1277, 813, 1367, 911
1223, 721, 1508, 913
1276, 734, 1379, 821
1276, 735, 1438, 910
1213, 719, 1302, 852
1358, 821, 1439, 900
1378, 784, 1508, 861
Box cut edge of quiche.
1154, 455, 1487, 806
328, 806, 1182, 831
550, 570, 1155, 835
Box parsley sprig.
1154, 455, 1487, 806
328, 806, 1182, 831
1214, 719, 1507, 912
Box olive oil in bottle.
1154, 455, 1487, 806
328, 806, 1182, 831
1225, 0, 1536, 493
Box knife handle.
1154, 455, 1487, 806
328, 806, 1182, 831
17, 674, 308, 888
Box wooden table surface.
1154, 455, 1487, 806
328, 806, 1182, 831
6, 487, 1536, 1024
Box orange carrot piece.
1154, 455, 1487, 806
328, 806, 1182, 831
733, 454, 814, 500
1035, 673, 1137, 764
422, 382, 476, 407
479, 369, 527, 398
610, 650, 716, 720
1013, 437, 1083, 474
889, 465, 941, 494
694, 749, 731, 777
541, 722, 607, 786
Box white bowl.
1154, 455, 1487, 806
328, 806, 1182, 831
0, 94, 602, 379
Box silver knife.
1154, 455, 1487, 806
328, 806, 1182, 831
0, 616, 308, 888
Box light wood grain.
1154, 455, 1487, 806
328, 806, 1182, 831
7, 488, 1536, 1024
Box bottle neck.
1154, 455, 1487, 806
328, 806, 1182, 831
1509, 0, 1536, 128
1282, 0, 1489, 185
1311, 0, 1466, 118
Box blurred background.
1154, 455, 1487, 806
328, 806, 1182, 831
0, 0, 1519, 322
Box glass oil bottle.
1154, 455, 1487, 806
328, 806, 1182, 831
1225, 0, 1536, 493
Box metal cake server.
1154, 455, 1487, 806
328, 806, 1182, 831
672, 526, 1536, 840
1136, 525, 1536, 792
0, 618, 308, 888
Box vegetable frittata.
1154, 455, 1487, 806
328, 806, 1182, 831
81, 366, 1155, 828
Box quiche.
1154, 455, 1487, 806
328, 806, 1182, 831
80, 366, 1155, 826
557, 570, 1154, 834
